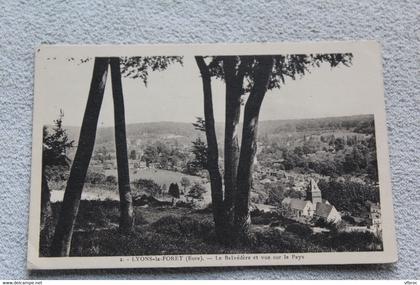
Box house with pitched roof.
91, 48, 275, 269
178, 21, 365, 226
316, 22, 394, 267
281, 198, 314, 219
313, 202, 341, 223
281, 179, 341, 224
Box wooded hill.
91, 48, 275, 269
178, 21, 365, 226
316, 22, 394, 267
51, 114, 375, 147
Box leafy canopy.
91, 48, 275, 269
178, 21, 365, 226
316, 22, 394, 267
64, 56, 184, 86
119, 56, 183, 86
205, 53, 353, 94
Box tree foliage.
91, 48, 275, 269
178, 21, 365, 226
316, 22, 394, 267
105, 175, 117, 185
66, 56, 183, 86
129, 150, 137, 160
186, 117, 208, 175
187, 182, 206, 200
43, 110, 74, 170
142, 142, 187, 169
120, 56, 183, 85
318, 179, 380, 215
192, 117, 206, 132
188, 137, 208, 173
205, 53, 353, 92
168, 183, 180, 198
133, 179, 162, 197
66, 56, 184, 86
257, 116, 378, 181
180, 177, 191, 191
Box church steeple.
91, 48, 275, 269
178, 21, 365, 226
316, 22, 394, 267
306, 178, 322, 205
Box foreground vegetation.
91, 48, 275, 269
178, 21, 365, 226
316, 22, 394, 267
40, 200, 382, 257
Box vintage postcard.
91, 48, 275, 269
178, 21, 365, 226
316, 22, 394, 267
27, 41, 397, 269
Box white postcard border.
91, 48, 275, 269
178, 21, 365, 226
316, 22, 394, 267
27, 41, 397, 270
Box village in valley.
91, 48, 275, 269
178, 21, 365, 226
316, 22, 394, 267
43, 114, 383, 256
49, 114, 382, 244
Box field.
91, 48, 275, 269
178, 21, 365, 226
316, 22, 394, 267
116, 168, 206, 188
51, 169, 212, 205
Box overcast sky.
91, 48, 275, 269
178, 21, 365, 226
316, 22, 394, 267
39, 53, 379, 127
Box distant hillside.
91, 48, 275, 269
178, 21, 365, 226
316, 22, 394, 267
51, 121, 222, 148
98, 122, 204, 144
50, 114, 374, 146
257, 114, 374, 136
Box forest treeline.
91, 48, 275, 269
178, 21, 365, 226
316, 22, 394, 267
257, 115, 378, 181
55, 114, 374, 148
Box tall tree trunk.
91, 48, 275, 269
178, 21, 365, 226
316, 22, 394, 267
40, 170, 53, 253
234, 56, 273, 240
195, 56, 227, 241
222, 56, 242, 227
110, 57, 134, 234
40, 171, 51, 233
50, 58, 109, 257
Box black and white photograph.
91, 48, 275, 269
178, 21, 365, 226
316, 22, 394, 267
27, 42, 397, 269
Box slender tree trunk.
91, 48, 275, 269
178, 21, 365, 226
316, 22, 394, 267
50, 58, 109, 257
195, 56, 227, 241
40, 170, 53, 255
110, 57, 134, 234
40, 171, 51, 233
222, 57, 242, 227
234, 56, 273, 241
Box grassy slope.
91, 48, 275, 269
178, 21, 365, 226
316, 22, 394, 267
40, 200, 382, 257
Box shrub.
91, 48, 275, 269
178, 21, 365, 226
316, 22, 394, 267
168, 183, 180, 198
133, 179, 162, 197
250, 208, 263, 217
252, 229, 321, 253
320, 231, 382, 251
105, 175, 117, 185
251, 211, 279, 225
180, 177, 191, 192
74, 200, 121, 229
269, 221, 282, 227
342, 215, 356, 225
187, 182, 206, 200
151, 215, 213, 238
175, 200, 193, 208
252, 216, 271, 225
85, 171, 106, 185
195, 203, 213, 214
285, 223, 312, 237
313, 217, 338, 231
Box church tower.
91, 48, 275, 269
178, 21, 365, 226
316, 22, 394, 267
306, 178, 322, 205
